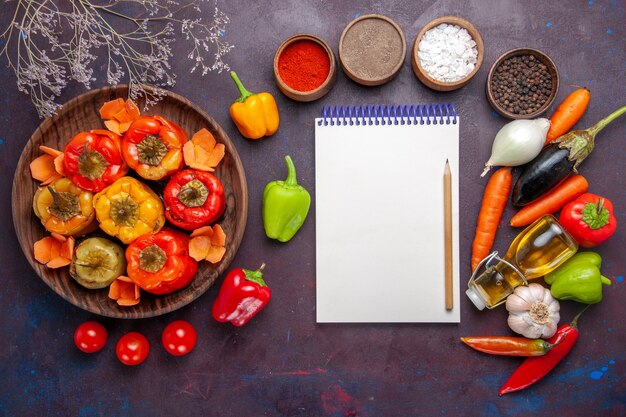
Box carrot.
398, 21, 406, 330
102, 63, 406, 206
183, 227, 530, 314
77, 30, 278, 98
98, 98, 125, 119
510, 175, 588, 227
545, 88, 590, 144
108, 276, 141, 307
188, 224, 226, 263
33, 234, 74, 268
471, 168, 512, 271
183, 128, 225, 172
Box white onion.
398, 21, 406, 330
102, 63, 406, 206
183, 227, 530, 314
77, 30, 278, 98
481, 118, 550, 177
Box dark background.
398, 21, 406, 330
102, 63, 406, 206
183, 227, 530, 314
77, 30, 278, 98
1, 1, 624, 416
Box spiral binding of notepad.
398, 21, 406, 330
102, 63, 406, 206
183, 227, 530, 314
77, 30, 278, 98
317, 104, 457, 126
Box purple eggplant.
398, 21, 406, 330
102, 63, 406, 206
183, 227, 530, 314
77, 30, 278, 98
512, 105, 626, 207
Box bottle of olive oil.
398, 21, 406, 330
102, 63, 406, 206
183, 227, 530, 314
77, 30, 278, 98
466, 215, 578, 310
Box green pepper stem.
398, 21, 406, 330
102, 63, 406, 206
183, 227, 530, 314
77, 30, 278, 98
284, 155, 298, 186
230, 71, 255, 103
587, 105, 626, 138
243, 263, 267, 287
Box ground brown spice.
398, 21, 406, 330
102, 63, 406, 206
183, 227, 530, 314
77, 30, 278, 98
340, 18, 404, 81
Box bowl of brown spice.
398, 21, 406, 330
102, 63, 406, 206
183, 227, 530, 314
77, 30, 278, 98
486, 48, 559, 119
339, 14, 406, 86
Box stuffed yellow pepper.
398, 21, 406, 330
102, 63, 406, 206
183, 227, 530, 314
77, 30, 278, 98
93, 177, 165, 244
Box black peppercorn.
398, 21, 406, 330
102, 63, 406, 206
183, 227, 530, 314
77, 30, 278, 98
491, 53, 552, 116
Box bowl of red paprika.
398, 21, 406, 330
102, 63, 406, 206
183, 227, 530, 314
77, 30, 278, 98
274, 34, 337, 102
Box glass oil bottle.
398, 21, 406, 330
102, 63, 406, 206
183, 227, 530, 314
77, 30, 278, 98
466, 215, 578, 310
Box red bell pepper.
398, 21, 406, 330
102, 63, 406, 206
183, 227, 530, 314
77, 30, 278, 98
559, 193, 617, 247
122, 115, 188, 180
63, 129, 128, 192
499, 308, 587, 395
125, 229, 198, 295
212, 264, 271, 326
163, 169, 226, 230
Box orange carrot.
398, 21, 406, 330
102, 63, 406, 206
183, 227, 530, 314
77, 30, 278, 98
545, 88, 590, 144
471, 168, 512, 271
510, 175, 588, 227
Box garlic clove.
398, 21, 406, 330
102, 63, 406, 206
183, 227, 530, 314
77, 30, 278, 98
528, 283, 547, 302
524, 325, 543, 339
542, 321, 558, 338
505, 293, 532, 312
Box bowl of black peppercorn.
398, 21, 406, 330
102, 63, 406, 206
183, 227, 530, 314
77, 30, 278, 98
486, 48, 559, 119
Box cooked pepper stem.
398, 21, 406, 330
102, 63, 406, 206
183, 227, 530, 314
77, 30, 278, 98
243, 263, 267, 287
230, 71, 255, 103
178, 179, 209, 207
47, 186, 80, 221
284, 155, 298, 186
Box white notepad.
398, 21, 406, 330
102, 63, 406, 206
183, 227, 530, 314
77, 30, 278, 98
315, 105, 460, 323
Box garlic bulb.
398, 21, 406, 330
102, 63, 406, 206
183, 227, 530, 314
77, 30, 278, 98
506, 283, 560, 339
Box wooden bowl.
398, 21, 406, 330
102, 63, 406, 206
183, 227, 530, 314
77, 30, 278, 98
12, 86, 248, 319
486, 48, 559, 119
412, 16, 484, 91
339, 14, 406, 86
274, 34, 337, 102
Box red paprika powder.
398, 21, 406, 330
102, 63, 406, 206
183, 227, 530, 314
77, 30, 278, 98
278, 40, 330, 92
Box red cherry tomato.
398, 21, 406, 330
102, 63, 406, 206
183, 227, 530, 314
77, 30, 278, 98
162, 320, 197, 356
116, 332, 150, 366
74, 321, 108, 353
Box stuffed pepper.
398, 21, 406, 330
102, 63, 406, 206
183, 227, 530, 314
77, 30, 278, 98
163, 169, 226, 230
92, 176, 165, 244
33, 178, 97, 237
63, 129, 128, 192
125, 229, 198, 295
122, 115, 188, 180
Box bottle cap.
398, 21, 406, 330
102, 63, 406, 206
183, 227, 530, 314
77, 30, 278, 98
466, 288, 486, 310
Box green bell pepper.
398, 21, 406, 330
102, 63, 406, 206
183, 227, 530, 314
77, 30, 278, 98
544, 252, 611, 304
262, 155, 310, 242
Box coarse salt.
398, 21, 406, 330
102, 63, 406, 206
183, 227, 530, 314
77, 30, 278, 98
418, 23, 478, 82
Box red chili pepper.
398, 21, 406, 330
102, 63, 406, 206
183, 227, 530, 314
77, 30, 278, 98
122, 115, 188, 180
460, 336, 558, 357
499, 308, 588, 396
212, 263, 271, 326
125, 229, 198, 295
163, 169, 226, 230
559, 193, 617, 248
63, 129, 128, 192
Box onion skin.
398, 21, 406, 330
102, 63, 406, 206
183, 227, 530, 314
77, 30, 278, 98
512, 144, 575, 207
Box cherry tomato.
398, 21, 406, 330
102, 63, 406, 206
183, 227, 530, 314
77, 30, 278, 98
74, 321, 108, 353
162, 320, 197, 356
116, 332, 150, 366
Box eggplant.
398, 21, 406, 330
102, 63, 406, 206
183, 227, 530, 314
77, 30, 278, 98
512, 105, 626, 207
512, 144, 574, 207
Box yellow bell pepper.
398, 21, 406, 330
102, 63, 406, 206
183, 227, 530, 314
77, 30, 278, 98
229, 71, 280, 140
33, 177, 97, 237
92, 176, 165, 244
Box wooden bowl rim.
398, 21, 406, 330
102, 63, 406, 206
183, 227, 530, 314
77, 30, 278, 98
11, 85, 248, 319
412, 15, 484, 90
339, 14, 407, 85
273, 33, 337, 101
485, 47, 560, 119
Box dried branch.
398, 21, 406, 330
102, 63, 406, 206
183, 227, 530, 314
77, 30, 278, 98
0, 0, 234, 118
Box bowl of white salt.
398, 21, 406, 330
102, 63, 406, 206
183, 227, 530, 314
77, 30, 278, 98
412, 16, 484, 91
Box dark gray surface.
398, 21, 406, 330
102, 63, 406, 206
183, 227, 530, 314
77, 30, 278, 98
0, 1, 624, 416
